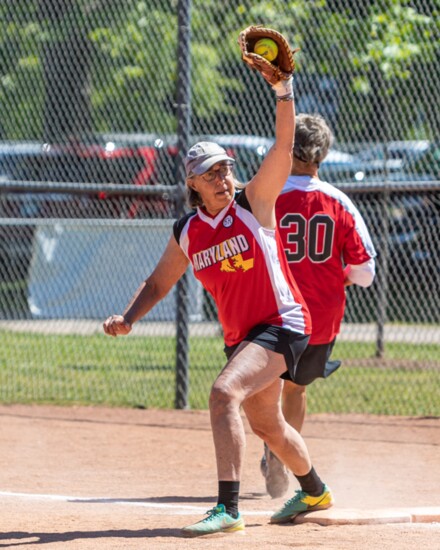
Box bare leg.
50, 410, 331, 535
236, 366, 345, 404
182, 341, 330, 536
259, 382, 307, 497
209, 341, 311, 480
246, 381, 334, 524
282, 380, 307, 433
243, 382, 311, 476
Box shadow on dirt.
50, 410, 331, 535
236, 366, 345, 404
0, 528, 186, 545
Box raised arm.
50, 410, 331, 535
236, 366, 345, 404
238, 26, 297, 228
103, 235, 190, 336
245, 84, 295, 227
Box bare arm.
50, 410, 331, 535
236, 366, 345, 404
103, 235, 190, 336
245, 92, 295, 228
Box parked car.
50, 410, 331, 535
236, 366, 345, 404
319, 140, 434, 184
95, 132, 273, 184
97, 133, 374, 215
318, 147, 369, 183
0, 143, 47, 300
0, 139, 147, 301
84, 133, 274, 217
357, 139, 430, 163
355, 140, 431, 173
0, 137, 165, 218
406, 141, 440, 180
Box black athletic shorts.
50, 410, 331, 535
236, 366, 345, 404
223, 324, 309, 382
224, 326, 341, 386
281, 338, 341, 385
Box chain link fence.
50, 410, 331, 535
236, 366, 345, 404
0, 0, 439, 414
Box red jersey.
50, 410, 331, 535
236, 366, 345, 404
276, 175, 376, 345
174, 190, 311, 347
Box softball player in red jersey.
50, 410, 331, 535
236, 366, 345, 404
174, 190, 311, 348
260, 113, 376, 499
277, 174, 376, 346
104, 85, 334, 536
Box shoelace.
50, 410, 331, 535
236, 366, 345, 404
202, 505, 224, 522
282, 490, 306, 508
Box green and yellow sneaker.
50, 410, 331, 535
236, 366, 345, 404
270, 484, 334, 524
181, 504, 245, 537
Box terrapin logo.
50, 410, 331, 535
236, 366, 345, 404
220, 254, 254, 273
192, 234, 254, 273
223, 215, 233, 228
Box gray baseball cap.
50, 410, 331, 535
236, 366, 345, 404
184, 141, 235, 176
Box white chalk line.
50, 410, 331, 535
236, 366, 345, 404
2, 491, 439, 523
0, 490, 271, 516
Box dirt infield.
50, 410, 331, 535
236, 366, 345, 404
1, 405, 439, 549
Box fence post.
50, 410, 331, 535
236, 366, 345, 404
375, 71, 391, 359
376, 186, 390, 358
174, 0, 192, 409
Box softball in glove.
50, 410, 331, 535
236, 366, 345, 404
238, 25, 299, 85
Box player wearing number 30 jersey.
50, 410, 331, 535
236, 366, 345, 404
276, 175, 376, 345
259, 113, 376, 500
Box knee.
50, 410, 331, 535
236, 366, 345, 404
209, 383, 237, 417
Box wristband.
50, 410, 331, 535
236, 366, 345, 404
277, 93, 294, 102
272, 76, 293, 98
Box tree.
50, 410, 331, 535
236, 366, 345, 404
0, 0, 437, 143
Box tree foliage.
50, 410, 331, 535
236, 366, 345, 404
0, 0, 437, 141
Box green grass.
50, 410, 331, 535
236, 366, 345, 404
0, 279, 29, 317
0, 330, 439, 415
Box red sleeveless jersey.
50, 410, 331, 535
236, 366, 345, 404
174, 191, 311, 347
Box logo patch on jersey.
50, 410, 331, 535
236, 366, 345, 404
223, 215, 233, 228
220, 254, 254, 272
192, 234, 254, 273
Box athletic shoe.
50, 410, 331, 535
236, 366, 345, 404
181, 504, 245, 537
261, 443, 290, 499
270, 484, 334, 524
260, 449, 268, 477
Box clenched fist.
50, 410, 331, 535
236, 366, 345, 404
103, 315, 132, 337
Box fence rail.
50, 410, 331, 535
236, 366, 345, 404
0, 0, 439, 414
1, 181, 439, 413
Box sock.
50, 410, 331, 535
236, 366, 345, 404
218, 480, 240, 518
294, 466, 324, 496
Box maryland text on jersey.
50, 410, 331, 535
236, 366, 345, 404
192, 234, 254, 273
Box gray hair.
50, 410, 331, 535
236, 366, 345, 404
186, 179, 204, 208
293, 114, 334, 165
